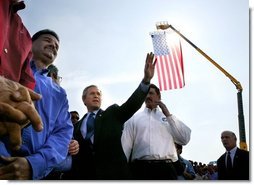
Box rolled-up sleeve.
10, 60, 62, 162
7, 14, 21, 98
167, 115, 191, 145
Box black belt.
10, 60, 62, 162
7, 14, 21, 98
133, 159, 173, 164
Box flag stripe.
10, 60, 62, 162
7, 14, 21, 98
169, 47, 178, 89
159, 55, 167, 90
174, 42, 185, 87
165, 56, 173, 89
155, 58, 163, 90
150, 31, 185, 91
172, 44, 183, 88
178, 42, 185, 86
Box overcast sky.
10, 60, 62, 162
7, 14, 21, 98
19, 0, 250, 165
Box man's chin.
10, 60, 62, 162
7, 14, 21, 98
92, 105, 100, 110
145, 100, 152, 104
146, 103, 154, 109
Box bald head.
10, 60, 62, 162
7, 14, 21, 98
221, 130, 237, 151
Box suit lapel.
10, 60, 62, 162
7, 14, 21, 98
232, 148, 240, 167
94, 109, 103, 144
74, 114, 88, 140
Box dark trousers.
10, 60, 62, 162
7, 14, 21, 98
130, 160, 178, 180
42, 171, 64, 180
69, 139, 96, 180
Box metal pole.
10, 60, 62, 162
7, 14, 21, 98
237, 91, 247, 150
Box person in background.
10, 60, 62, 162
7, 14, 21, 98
217, 130, 249, 180
0, 29, 73, 179
175, 143, 195, 180
205, 164, 218, 180
71, 52, 156, 179
47, 64, 62, 85
43, 69, 79, 180
0, 0, 43, 155
121, 84, 191, 180
194, 165, 206, 180
58, 111, 80, 179
70, 111, 80, 125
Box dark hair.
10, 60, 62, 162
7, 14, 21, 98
32, 29, 59, 42
175, 143, 183, 150
149, 84, 161, 99
47, 64, 58, 76
70, 111, 79, 115
82, 85, 98, 98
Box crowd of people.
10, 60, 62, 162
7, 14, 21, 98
0, 0, 249, 180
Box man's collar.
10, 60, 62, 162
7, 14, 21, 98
144, 107, 159, 113
30, 61, 49, 75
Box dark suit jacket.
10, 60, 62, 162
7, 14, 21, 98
217, 148, 249, 180
72, 83, 148, 180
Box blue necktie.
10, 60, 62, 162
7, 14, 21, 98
85, 112, 95, 140
227, 151, 232, 169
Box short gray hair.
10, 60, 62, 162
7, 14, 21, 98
82, 85, 98, 98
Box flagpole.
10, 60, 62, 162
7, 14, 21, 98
156, 23, 247, 151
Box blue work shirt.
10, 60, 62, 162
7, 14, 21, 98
177, 156, 196, 180
13, 61, 73, 179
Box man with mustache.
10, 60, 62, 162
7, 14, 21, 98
121, 84, 191, 179
0, 29, 73, 180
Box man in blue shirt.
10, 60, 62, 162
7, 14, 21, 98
0, 29, 73, 179
175, 143, 196, 180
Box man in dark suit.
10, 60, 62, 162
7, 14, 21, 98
217, 130, 249, 180
71, 52, 156, 180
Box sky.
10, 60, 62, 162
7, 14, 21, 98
18, 0, 250, 166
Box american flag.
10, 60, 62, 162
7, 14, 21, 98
150, 31, 185, 91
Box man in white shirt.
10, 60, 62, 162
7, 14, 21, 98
121, 84, 191, 179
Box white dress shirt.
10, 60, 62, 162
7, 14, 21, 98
226, 146, 237, 166
121, 107, 191, 162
